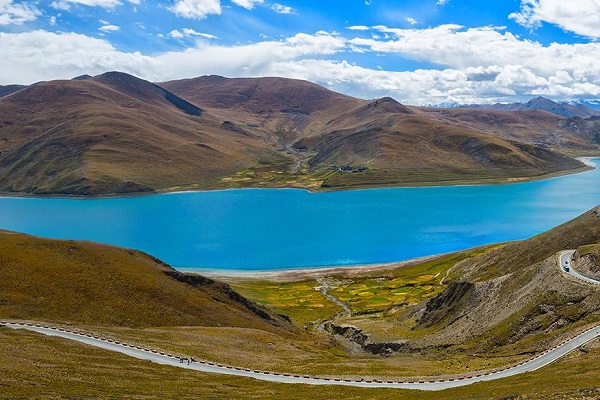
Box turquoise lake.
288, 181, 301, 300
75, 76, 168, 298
1, 159, 600, 271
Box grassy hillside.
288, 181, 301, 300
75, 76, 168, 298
573, 244, 600, 279
1, 326, 600, 399
0, 230, 289, 330
165, 76, 595, 191
223, 206, 600, 366
411, 206, 600, 353
1, 327, 599, 400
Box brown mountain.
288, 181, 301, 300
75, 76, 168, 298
0, 72, 282, 195
419, 107, 600, 151
0, 84, 26, 98
0, 72, 597, 195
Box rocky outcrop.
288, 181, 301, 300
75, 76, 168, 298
418, 282, 475, 327
572, 249, 600, 280
164, 270, 289, 327
323, 322, 408, 355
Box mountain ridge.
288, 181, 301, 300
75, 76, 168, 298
0, 72, 598, 195
457, 96, 600, 119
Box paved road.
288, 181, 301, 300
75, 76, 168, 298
2, 320, 600, 391
559, 250, 600, 286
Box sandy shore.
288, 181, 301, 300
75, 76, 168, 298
180, 253, 443, 282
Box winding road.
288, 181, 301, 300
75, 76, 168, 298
559, 250, 600, 286
2, 250, 600, 391
2, 318, 600, 391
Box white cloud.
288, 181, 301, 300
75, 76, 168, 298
51, 0, 122, 10
0, 30, 344, 84
509, 0, 600, 39
169, 29, 184, 38
0, 0, 40, 25
270, 3, 294, 14
4, 26, 600, 105
50, 0, 139, 10
170, 0, 221, 19
50, 1, 70, 10
437, 0, 449, 5
99, 24, 120, 32
405, 17, 417, 26
169, 28, 218, 39
231, 0, 263, 10
347, 25, 369, 31
347, 24, 600, 81
0, 30, 152, 84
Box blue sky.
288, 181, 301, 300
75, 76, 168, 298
1, 0, 600, 104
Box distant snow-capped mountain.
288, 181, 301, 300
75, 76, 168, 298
433, 96, 600, 119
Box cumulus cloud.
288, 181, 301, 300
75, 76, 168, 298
0, 30, 152, 84
169, 29, 185, 39
347, 25, 600, 85
0, 0, 40, 25
231, 0, 264, 10
0, 30, 344, 84
170, 0, 221, 19
405, 17, 417, 25
3, 26, 600, 104
509, 0, 600, 39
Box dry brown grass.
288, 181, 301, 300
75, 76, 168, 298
0, 230, 289, 332
1, 327, 600, 399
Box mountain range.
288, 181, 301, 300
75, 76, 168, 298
460, 96, 600, 119
1, 72, 599, 195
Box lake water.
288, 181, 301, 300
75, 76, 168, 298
1, 159, 600, 271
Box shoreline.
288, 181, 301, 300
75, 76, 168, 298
0, 158, 596, 200
181, 253, 448, 281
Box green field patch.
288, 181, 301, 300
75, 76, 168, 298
228, 280, 341, 325
227, 246, 498, 324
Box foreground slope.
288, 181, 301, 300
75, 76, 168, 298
0, 230, 289, 330
2, 210, 600, 398
3, 327, 600, 399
